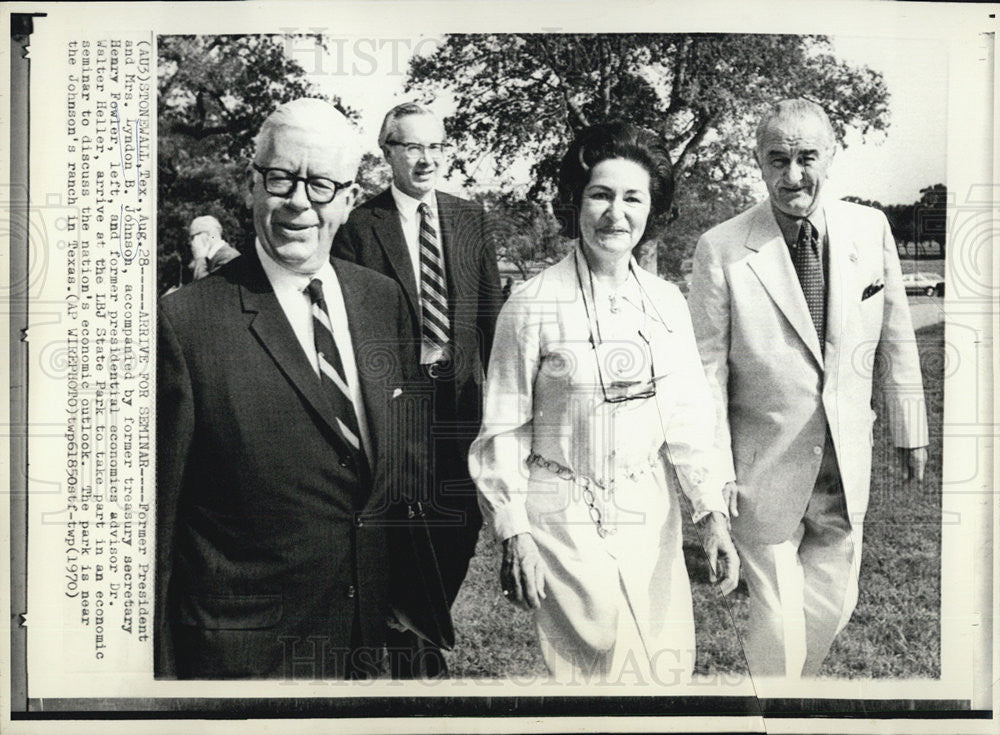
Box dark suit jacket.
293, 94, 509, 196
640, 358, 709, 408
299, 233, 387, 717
333, 189, 503, 428
155, 248, 434, 679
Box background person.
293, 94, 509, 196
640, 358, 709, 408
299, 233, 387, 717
333, 102, 503, 677
187, 214, 241, 280
469, 122, 739, 683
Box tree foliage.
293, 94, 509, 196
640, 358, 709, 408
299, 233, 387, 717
157, 35, 361, 294
915, 183, 947, 257
472, 192, 568, 280
844, 183, 946, 259
406, 33, 890, 276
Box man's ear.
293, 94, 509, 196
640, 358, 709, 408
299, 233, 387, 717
243, 166, 255, 208
340, 183, 362, 223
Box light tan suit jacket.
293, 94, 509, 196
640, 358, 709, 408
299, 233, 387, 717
688, 199, 928, 545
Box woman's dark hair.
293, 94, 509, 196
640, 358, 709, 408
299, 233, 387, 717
555, 121, 673, 239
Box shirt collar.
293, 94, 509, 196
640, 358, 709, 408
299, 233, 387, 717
255, 239, 336, 294
769, 198, 828, 248
588, 265, 643, 306
391, 183, 437, 219
572, 243, 664, 323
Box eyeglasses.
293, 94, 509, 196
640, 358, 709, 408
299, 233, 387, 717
384, 141, 451, 159
252, 164, 353, 205
574, 248, 657, 404
592, 331, 657, 403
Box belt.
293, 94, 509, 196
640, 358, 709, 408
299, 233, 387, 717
526, 452, 616, 538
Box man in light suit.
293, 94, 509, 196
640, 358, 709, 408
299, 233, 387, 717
156, 99, 446, 679
333, 102, 503, 677
688, 99, 928, 678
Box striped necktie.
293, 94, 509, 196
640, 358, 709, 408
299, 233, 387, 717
417, 202, 450, 350
793, 218, 826, 343
306, 278, 364, 456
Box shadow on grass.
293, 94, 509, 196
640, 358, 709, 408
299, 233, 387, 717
688, 322, 943, 679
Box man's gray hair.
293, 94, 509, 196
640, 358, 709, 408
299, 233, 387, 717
189, 214, 223, 236
755, 98, 836, 151
377, 102, 438, 148
253, 98, 361, 170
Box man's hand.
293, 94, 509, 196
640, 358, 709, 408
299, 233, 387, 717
722, 481, 740, 519
898, 446, 928, 481
698, 511, 740, 596
501, 532, 547, 611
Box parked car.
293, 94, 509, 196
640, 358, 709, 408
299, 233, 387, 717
901, 271, 945, 297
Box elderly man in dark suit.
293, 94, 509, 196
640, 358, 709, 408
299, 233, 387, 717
156, 98, 447, 680
333, 102, 502, 676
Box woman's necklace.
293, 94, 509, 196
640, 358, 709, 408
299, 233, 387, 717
606, 273, 633, 314
608, 291, 621, 314
592, 266, 629, 314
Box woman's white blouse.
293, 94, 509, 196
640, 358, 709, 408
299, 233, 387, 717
470, 249, 731, 543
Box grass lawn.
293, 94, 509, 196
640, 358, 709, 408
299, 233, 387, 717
445, 322, 944, 680
899, 257, 945, 278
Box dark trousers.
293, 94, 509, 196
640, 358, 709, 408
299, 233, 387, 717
387, 364, 483, 678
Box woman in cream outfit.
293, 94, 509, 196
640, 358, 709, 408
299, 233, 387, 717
469, 122, 740, 684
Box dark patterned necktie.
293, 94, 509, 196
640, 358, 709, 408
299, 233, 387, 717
794, 219, 825, 343
306, 279, 363, 455
417, 202, 450, 350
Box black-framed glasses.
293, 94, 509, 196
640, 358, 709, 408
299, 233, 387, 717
384, 140, 451, 159
252, 164, 353, 204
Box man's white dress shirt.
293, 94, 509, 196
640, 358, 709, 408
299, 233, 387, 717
256, 240, 372, 459
391, 183, 448, 365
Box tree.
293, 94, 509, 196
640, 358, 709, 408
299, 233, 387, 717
915, 183, 947, 258
157, 35, 385, 294
660, 160, 756, 284
882, 202, 915, 249
356, 152, 393, 203
842, 195, 883, 210
844, 185, 947, 260
406, 34, 890, 277
471, 192, 568, 280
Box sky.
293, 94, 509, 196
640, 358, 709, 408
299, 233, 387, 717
307, 33, 949, 207
827, 35, 948, 204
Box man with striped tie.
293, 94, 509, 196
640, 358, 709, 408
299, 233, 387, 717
688, 99, 928, 680
334, 102, 503, 677
156, 99, 447, 679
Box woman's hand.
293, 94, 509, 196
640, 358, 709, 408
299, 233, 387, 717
697, 511, 741, 596
501, 532, 548, 610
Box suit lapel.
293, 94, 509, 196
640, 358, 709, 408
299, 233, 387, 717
744, 204, 824, 366
238, 251, 355, 458
436, 192, 461, 316
369, 190, 421, 326
337, 264, 390, 505
823, 202, 857, 368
